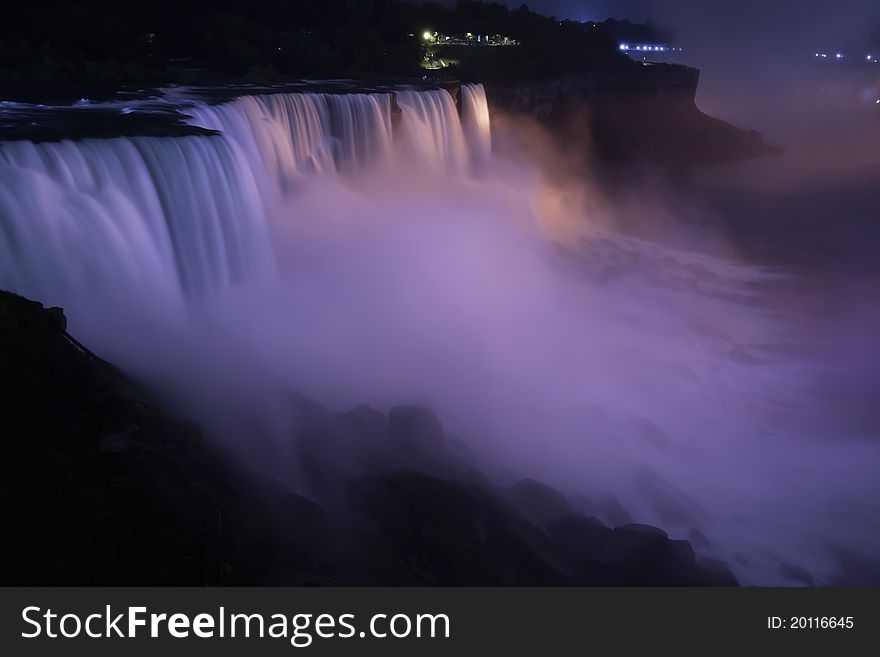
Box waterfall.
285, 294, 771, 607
461, 83, 492, 167
0, 84, 491, 308
187, 86, 487, 185
0, 135, 273, 306
186, 92, 394, 192
395, 89, 470, 174
3, 81, 877, 586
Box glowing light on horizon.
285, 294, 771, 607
619, 43, 669, 54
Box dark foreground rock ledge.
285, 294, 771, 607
0, 290, 736, 586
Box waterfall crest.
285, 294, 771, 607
0, 84, 491, 306
186, 92, 394, 189
395, 89, 469, 173
0, 85, 489, 300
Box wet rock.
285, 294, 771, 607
0, 289, 740, 588
488, 65, 776, 180
547, 514, 613, 562
1, 291, 210, 584
333, 405, 392, 473
596, 493, 633, 526
669, 539, 696, 566
591, 526, 720, 585
570, 492, 595, 516
347, 471, 563, 586
693, 558, 740, 587
337, 405, 387, 443
47, 306, 67, 332
508, 479, 573, 527
388, 405, 446, 462
292, 400, 363, 498
223, 483, 338, 587
459, 468, 491, 486
544, 514, 728, 586
619, 523, 668, 538
599, 525, 669, 564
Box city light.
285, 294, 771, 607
816, 50, 877, 63
619, 43, 669, 54
418, 30, 517, 56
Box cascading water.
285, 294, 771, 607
0, 85, 482, 307
461, 83, 492, 167
395, 88, 470, 173
186, 92, 395, 191
0, 135, 272, 307
1, 82, 878, 586
184, 86, 488, 194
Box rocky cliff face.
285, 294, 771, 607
0, 290, 737, 586
485, 63, 701, 120
485, 63, 772, 173
0, 292, 213, 583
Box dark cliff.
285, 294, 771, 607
0, 290, 737, 586
485, 63, 773, 174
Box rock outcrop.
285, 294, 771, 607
485, 63, 775, 175
0, 290, 737, 586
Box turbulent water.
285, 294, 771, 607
1, 83, 878, 586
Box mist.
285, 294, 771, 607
3, 65, 879, 586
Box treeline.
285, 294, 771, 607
0, 1, 638, 86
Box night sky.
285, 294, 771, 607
436, 1, 880, 55
452, 0, 880, 131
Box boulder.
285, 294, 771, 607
508, 479, 573, 527
596, 493, 633, 526
346, 470, 564, 586
387, 405, 446, 462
